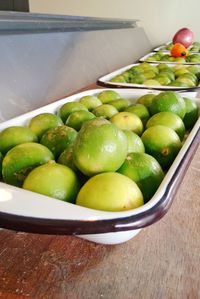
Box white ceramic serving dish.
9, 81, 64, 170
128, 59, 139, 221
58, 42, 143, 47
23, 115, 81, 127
140, 52, 200, 65
97, 63, 200, 92
0, 88, 199, 245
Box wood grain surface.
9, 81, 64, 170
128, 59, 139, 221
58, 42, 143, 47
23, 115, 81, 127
0, 142, 200, 299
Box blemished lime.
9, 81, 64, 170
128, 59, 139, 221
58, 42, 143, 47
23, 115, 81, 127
2, 143, 54, 187
76, 172, 144, 212
141, 125, 181, 169
0, 126, 38, 154
28, 113, 63, 140
23, 161, 80, 203
40, 125, 78, 159
118, 152, 164, 202
73, 118, 127, 176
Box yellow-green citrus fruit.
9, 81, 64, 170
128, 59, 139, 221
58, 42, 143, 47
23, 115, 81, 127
40, 125, 77, 159
110, 98, 130, 111
149, 91, 186, 119
146, 112, 185, 140
125, 103, 150, 125
118, 152, 164, 202
92, 104, 118, 119
58, 146, 78, 172
66, 110, 95, 131
58, 102, 88, 123
136, 94, 155, 108
0, 151, 3, 178
141, 125, 181, 169
2, 143, 54, 187
23, 161, 80, 203
97, 90, 120, 103
76, 172, 144, 212
123, 130, 145, 153
110, 111, 143, 135
0, 126, 38, 155
183, 97, 199, 129
73, 118, 127, 176
28, 113, 63, 140
79, 95, 102, 111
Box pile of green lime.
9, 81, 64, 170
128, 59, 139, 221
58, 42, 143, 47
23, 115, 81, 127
110, 62, 200, 88
0, 90, 198, 212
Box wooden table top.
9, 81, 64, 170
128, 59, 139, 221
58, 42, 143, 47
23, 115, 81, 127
0, 87, 200, 299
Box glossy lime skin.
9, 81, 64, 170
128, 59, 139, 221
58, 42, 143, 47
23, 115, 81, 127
110, 112, 143, 136
146, 112, 185, 140
23, 162, 80, 203
0, 126, 38, 155
66, 110, 95, 131
183, 97, 199, 130
149, 91, 186, 119
141, 125, 181, 169
58, 102, 88, 123
73, 118, 128, 176
118, 152, 164, 202
97, 90, 120, 104
123, 130, 145, 154
2, 143, 54, 187
79, 95, 102, 111
76, 172, 143, 212
28, 113, 63, 140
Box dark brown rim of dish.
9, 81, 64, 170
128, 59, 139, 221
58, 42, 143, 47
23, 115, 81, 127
97, 79, 200, 92
0, 127, 199, 236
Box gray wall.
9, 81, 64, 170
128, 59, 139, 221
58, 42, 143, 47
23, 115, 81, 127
0, 26, 151, 121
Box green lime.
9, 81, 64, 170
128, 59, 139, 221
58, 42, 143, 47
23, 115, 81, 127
66, 110, 95, 131
57, 146, 78, 172
79, 95, 102, 110
118, 152, 164, 202
143, 79, 161, 86
40, 125, 78, 159
110, 98, 130, 111
125, 103, 150, 125
97, 90, 120, 103
76, 172, 143, 212
110, 112, 143, 135
0, 126, 38, 155
149, 91, 186, 119
136, 94, 155, 108
92, 104, 118, 119
58, 102, 88, 123
123, 130, 145, 154
2, 143, 54, 187
146, 112, 185, 140
0, 152, 3, 179
183, 97, 199, 130
73, 118, 127, 176
141, 125, 181, 169
28, 113, 63, 140
23, 161, 80, 203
